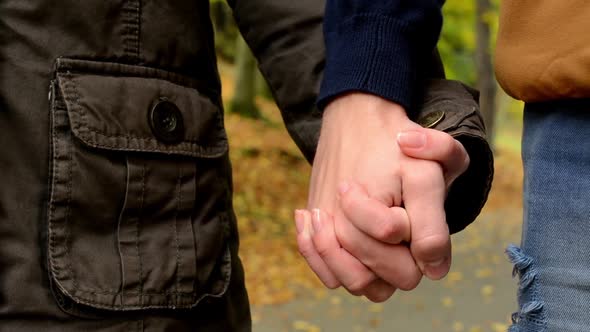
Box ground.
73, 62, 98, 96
220, 63, 525, 332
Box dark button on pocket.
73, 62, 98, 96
417, 110, 445, 129
149, 99, 185, 144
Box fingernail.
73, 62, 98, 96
397, 131, 426, 149
423, 257, 450, 280
311, 208, 323, 233
338, 181, 350, 195
294, 210, 304, 234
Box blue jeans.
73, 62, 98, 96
508, 99, 590, 332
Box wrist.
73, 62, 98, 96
322, 92, 414, 134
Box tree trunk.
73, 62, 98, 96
476, 0, 497, 147
230, 36, 261, 119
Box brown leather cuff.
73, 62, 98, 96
412, 79, 494, 234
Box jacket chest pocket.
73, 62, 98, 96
47, 59, 231, 312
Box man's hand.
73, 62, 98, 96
397, 128, 470, 191
296, 92, 460, 301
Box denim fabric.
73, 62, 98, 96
509, 99, 590, 332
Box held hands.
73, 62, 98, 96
295, 92, 470, 302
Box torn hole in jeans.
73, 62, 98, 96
506, 244, 547, 332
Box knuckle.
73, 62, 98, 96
366, 290, 394, 303
397, 273, 422, 291
314, 244, 332, 260
413, 233, 450, 257
375, 219, 397, 242
423, 161, 443, 178
367, 295, 388, 303
362, 256, 380, 272
340, 192, 357, 213
389, 167, 402, 180
333, 223, 355, 251
405, 160, 442, 182
296, 235, 311, 256
346, 277, 372, 294
341, 190, 364, 214
296, 242, 314, 259
324, 279, 341, 290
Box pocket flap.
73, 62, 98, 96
55, 58, 228, 158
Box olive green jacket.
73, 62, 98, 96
0, 1, 492, 331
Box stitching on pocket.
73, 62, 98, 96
65, 122, 78, 292
67, 286, 197, 296
64, 75, 224, 146
137, 162, 146, 301
61, 291, 198, 309
48, 102, 61, 284
174, 165, 181, 302
48, 63, 233, 311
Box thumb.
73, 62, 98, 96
397, 128, 470, 186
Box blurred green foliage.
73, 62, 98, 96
210, 0, 500, 90
209, 0, 522, 131
439, 0, 499, 86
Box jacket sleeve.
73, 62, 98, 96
226, 0, 325, 164
413, 79, 494, 234
228, 0, 493, 233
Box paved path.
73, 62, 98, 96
252, 208, 522, 332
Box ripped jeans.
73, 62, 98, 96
508, 100, 590, 332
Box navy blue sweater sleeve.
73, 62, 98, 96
317, 0, 444, 111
